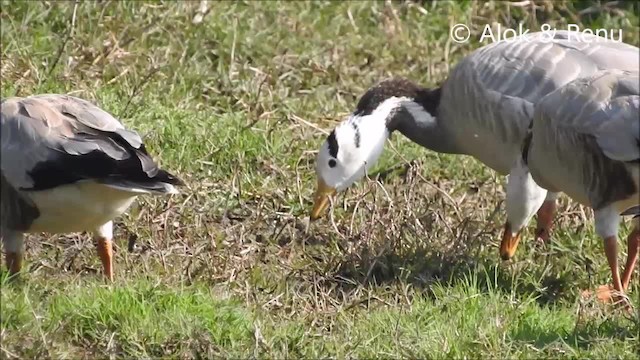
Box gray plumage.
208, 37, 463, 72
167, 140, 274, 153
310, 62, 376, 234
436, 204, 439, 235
1, 94, 182, 235
525, 69, 639, 211
433, 31, 639, 175
506, 69, 639, 301
314, 31, 639, 230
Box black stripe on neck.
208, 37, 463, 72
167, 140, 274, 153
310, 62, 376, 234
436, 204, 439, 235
327, 129, 339, 158
354, 78, 440, 118
414, 87, 441, 118
351, 122, 361, 148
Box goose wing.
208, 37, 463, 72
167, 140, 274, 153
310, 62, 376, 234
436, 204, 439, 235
529, 69, 639, 210
537, 70, 639, 162
442, 31, 639, 171
0, 94, 181, 193
467, 31, 638, 104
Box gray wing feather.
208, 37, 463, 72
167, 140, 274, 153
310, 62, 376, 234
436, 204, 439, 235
35, 94, 143, 146
528, 69, 639, 209
470, 31, 638, 104
1, 94, 141, 188
46, 94, 124, 132
440, 31, 638, 174
1, 100, 56, 188
593, 76, 639, 162
539, 70, 639, 162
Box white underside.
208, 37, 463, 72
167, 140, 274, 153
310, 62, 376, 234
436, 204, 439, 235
24, 181, 139, 233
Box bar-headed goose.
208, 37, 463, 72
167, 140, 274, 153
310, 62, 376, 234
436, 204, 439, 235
311, 31, 639, 255
502, 69, 639, 302
1, 94, 183, 281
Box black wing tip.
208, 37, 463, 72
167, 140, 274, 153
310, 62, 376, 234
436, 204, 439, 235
154, 169, 185, 187
621, 205, 640, 217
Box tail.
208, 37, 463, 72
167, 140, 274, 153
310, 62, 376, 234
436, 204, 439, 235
621, 205, 640, 216
101, 169, 184, 195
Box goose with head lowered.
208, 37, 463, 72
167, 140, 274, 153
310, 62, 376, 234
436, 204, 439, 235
311, 30, 639, 257
503, 69, 639, 303
1, 94, 183, 281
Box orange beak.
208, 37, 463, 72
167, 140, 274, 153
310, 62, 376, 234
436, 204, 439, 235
500, 222, 521, 260
310, 178, 337, 221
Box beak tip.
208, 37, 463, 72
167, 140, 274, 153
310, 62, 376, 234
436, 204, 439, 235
310, 182, 336, 222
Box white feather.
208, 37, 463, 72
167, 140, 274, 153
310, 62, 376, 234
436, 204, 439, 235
26, 181, 138, 233
316, 97, 410, 191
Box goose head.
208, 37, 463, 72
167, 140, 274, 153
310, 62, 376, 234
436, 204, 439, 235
310, 78, 440, 220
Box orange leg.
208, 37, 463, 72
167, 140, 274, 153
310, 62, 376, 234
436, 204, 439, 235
500, 222, 522, 260
535, 199, 556, 244
95, 237, 113, 282
603, 236, 623, 292
621, 227, 639, 291
598, 235, 627, 305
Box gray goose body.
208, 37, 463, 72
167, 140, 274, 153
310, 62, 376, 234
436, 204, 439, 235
503, 69, 639, 303
0, 94, 183, 280
527, 70, 639, 212
437, 31, 639, 175
312, 31, 639, 252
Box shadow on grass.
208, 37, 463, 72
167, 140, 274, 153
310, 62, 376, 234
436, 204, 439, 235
510, 314, 639, 350
316, 238, 640, 353
325, 239, 577, 306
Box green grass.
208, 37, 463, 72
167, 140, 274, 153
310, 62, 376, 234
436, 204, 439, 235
1, 0, 639, 358
1, 277, 251, 358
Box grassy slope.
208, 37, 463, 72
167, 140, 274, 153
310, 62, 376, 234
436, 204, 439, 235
1, 0, 639, 358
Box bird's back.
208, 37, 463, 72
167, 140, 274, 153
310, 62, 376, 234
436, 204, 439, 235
439, 31, 639, 175
1, 94, 183, 233
1, 94, 181, 193
528, 69, 639, 211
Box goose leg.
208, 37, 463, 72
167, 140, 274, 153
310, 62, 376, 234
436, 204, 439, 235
6, 252, 22, 275
621, 219, 640, 291
94, 222, 114, 282
2, 230, 25, 277
535, 192, 559, 244
603, 235, 624, 294
594, 208, 626, 304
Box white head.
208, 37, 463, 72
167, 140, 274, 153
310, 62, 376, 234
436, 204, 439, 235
318, 97, 406, 188
310, 100, 402, 220
309, 78, 442, 220
500, 156, 548, 259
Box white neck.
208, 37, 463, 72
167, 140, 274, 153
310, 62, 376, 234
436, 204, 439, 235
347, 97, 411, 166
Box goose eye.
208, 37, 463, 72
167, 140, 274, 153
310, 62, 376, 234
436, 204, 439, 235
328, 159, 337, 168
